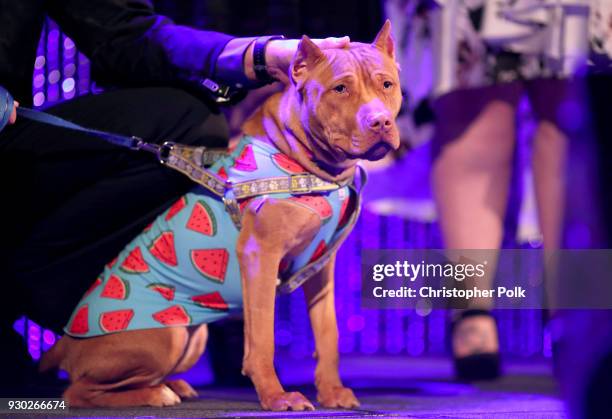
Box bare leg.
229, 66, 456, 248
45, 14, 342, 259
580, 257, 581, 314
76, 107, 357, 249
432, 85, 519, 306
432, 85, 520, 359
531, 118, 567, 310
528, 79, 572, 251
527, 79, 573, 311
531, 120, 568, 249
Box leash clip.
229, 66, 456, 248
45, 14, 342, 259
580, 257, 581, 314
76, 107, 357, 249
157, 141, 175, 164
130, 138, 174, 164
223, 187, 242, 230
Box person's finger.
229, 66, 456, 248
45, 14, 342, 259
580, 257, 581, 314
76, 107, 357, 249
313, 36, 350, 49
9, 101, 18, 124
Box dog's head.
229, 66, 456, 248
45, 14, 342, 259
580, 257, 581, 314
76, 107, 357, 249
290, 20, 401, 170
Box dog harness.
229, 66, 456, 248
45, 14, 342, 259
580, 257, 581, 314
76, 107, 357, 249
63, 136, 363, 337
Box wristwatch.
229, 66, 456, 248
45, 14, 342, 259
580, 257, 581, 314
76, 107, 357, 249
253, 35, 286, 84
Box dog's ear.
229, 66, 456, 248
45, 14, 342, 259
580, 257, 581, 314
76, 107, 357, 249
372, 19, 395, 59
291, 35, 324, 86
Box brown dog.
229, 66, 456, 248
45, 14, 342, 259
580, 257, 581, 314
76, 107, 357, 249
40, 21, 401, 411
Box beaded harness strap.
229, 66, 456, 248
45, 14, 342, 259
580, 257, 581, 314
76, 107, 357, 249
161, 141, 352, 230
159, 141, 366, 294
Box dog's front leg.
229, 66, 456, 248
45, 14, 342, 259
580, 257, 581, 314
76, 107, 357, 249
237, 199, 319, 411
302, 254, 360, 408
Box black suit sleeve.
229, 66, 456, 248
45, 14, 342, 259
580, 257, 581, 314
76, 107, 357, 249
46, 0, 247, 91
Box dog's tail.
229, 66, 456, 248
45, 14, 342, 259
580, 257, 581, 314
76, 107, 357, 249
39, 335, 67, 373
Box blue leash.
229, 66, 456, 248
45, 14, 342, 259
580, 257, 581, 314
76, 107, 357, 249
14, 105, 176, 159
0, 85, 154, 152
17, 106, 144, 150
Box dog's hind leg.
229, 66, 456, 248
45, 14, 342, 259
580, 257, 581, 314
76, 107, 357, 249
169, 324, 208, 374
163, 324, 208, 399
61, 327, 190, 407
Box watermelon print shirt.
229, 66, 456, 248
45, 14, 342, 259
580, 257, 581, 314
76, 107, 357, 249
65, 136, 355, 337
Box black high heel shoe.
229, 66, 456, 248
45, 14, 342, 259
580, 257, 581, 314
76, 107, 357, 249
450, 309, 501, 381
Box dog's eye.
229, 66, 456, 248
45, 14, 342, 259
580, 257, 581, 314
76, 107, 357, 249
333, 84, 347, 94
383, 81, 394, 89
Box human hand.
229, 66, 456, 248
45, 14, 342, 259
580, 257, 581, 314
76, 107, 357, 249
9, 100, 19, 125
266, 37, 350, 83
1, 84, 18, 131
245, 36, 350, 84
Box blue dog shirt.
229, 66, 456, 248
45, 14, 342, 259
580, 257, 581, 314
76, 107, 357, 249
65, 136, 355, 337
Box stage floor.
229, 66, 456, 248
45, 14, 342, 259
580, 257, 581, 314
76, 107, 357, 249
4, 355, 565, 419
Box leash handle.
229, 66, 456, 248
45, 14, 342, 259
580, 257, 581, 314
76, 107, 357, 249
0, 87, 14, 133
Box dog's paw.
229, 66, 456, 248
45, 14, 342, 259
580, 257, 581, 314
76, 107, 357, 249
317, 386, 360, 409
148, 384, 182, 407
165, 379, 199, 399
260, 391, 315, 411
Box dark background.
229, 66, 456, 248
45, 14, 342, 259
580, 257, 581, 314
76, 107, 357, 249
154, 0, 383, 41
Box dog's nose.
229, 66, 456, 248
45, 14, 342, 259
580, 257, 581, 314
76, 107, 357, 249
366, 112, 392, 133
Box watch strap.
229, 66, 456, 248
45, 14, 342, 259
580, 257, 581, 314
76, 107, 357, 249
253, 35, 285, 83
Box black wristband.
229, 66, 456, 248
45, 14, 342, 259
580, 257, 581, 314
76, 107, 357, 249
253, 35, 285, 84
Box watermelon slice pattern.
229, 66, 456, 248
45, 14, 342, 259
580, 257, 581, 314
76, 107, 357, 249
165, 196, 187, 221
147, 283, 176, 301
186, 201, 217, 236
100, 309, 134, 333
288, 195, 333, 223
121, 247, 149, 274
149, 231, 178, 266
191, 249, 229, 283
68, 305, 89, 335
152, 305, 191, 326
272, 153, 306, 174
233, 144, 257, 172
100, 275, 130, 300
191, 291, 228, 311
